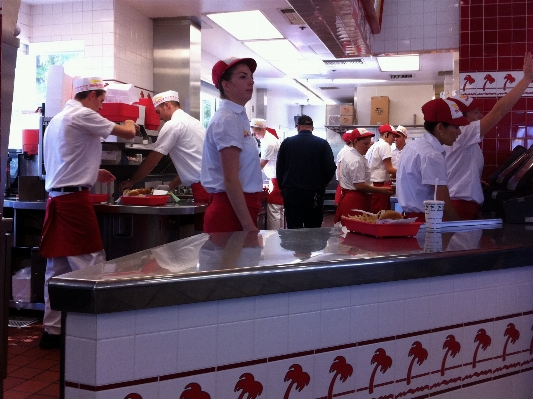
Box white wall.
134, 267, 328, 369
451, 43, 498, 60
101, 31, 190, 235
356, 84, 435, 126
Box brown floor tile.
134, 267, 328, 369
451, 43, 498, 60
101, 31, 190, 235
29, 395, 59, 399
20, 347, 51, 359
48, 364, 60, 372
9, 355, 37, 367
8, 380, 51, 394
3, 390, 34, 399
32, 370, 60, 383
7, 363, 22, 374
7, 345, 32, 356
35, 383, 59, 397
3, 376, 26, 391
42, 351, 60, 361
8, 367, 43, 380
26, 358, 59, 371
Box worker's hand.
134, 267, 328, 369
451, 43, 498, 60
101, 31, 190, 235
124, 120, 139, 134
523, 52, 533, 82
119, 179, 134, 191
97, 169, 116, 183
381, 187, 394, 196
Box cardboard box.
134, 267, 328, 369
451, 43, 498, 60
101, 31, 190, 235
339, 115, 354, 125
328, 115, 340, 125
370, 96, 389, 125
340, 104, 355, 116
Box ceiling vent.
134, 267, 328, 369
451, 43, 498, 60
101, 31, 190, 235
390, 74, 414, 79
323, 59, 365, 67
319, 86, 340, 90
280, 8, 306, 25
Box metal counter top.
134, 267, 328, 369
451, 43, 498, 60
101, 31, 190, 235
3, 198, 207, 215
48, 222, 533, 314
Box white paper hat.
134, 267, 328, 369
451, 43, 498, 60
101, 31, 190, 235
250, 118, 267, 128
73, 77, 105, 94
395, 125, 408, 137
152, 90, 180, 107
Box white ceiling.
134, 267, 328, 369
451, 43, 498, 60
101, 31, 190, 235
21, 0, 454, 105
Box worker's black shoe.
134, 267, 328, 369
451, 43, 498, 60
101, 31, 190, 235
39, 331, 61, 349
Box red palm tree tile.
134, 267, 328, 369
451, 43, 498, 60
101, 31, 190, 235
8, 366, 43, 380
8, 380, 51, 394
35, 383, 60, 397
33, 370, 60, 383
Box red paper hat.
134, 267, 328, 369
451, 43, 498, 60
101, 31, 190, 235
447, 94, 483, 113
212, 57, 257, 89
421, 98, 470, 126
349, 128, 374, 141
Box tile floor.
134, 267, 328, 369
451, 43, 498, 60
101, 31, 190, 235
4, 320, 60, 399
2, 212, 335, 398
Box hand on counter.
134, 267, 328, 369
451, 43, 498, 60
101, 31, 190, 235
97, 169, 116, 183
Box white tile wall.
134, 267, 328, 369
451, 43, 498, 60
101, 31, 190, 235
64, 265, 533, 398
374, 0, 459, 54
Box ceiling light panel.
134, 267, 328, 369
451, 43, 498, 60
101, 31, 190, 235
207, 10, 283, 41
376, 55, 420, 72
244, 40, 304, 61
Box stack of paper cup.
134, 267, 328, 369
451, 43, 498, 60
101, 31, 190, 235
423, 200, 445, 229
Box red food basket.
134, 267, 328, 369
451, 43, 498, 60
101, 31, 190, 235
342, 216, 422, 238
88, 194, 109, 203
120, 195, 169, 206
99, 103, 139, 123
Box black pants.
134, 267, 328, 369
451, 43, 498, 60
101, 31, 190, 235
282, 188, 324, 229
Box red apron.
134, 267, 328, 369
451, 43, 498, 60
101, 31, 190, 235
334, 189, 371, 223
203, 192, 262, 233
451, 199, 480, 220
370, 182, 391, 213
334, 184, 342, 205
40, 190, 103, 258
267, 178, 284, 205
190, 182, 211, 202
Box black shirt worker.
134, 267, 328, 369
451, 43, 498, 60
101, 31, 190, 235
276, 115, 336, 229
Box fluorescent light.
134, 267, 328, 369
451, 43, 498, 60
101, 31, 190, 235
244, 40, 303, 61
376, 55, 419, 72
207, 11, 283, 41
313, 78, 388, 84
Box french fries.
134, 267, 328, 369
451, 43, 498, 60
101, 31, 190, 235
343, 213, 377, 224
123, 188, 153, 196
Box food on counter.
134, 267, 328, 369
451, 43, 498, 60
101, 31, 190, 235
123, 188, 153, 196
377, 210, 403, 220
344, 213, 378, 224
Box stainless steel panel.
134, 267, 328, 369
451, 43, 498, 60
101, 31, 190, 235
153, 18, 201, 120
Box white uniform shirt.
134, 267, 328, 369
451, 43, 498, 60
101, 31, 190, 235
153, 109, 205, 186
44, 100, 115, 191
391, 143, 400, 169
201, 99, 263, 193
365, 138, 392, 182
335, 145, 351, 180
259, 131, 280, 179
396, 132, 449, 213
339, 147, 371, 191
444, 120, 484, 204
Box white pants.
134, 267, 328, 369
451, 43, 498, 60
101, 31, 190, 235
267, 203, 284, 230
43, 250, 106, 334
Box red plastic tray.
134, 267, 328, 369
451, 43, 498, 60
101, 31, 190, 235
99, 103, 139, 122
342, 216, 422, 238
120, 195, 169, 206
89, 194, 109, 203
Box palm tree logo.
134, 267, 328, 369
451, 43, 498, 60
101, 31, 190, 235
369, 348, 392, 394
482, 74, 495, 91
179, 383, 211, 399
503, 73, 516, 91
283, 364, 310, 399
472, 329, 492, 369
124, 394, 143, 399
406, 341, 428, 385
327, 356, 353, 399
441, 335, 461, 376
502, 323, 520, 362
462, 75, 475, 92
234, 373, 263, 399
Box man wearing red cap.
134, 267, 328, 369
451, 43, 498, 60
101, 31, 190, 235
396, 98, 470, 222
335, 128, 394, 222
365, 124, 400, 213
445, 52, 533, 220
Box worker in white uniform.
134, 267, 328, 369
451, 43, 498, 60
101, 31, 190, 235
334, 131, 354, 205
250, 118, 284, 229
365, 124, 401, 213
39, 77, 137, 349
391, 125, 409, 169
396, 98, 470, 222
445, 52, 533, 220
120, 90, 209, 203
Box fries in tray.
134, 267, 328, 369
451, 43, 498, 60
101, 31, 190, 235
343, 213, 378, 224
122, 188, 153, 197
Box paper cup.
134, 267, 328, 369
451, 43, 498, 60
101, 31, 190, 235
423, 200, 445, 229
423, 230, 442, 253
